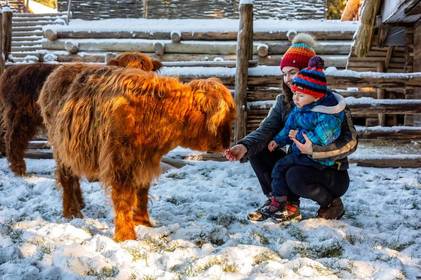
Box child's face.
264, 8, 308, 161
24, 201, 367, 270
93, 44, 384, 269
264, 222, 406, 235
293, 91, 318, 108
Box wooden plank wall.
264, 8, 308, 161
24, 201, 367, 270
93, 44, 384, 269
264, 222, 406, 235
57, 0, 143, 20
41, 28, 354, 69
346, 23, 418, 127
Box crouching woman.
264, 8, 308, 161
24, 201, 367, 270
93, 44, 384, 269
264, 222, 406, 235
225, 33, 357, 222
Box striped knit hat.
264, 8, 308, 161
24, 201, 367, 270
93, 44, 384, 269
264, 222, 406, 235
280, 33, 316, 71
291, 56, 327, 99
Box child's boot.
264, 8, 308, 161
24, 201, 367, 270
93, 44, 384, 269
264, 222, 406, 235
250, 196, 287, 221
272, 201, 302, 223
247, 196, 272, 221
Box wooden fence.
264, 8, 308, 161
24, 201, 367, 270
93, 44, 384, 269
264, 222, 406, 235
1, 3, 421, 167
158, 66, 421, 140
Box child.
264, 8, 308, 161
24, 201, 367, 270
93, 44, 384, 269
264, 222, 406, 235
260, 56, 346, 222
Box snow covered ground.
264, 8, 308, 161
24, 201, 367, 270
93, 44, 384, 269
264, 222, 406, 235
0, 152, 420, 279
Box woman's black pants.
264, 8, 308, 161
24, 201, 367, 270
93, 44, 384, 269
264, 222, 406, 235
249, 148, 349, 207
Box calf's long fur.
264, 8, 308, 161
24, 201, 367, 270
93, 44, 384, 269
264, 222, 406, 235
38, 65, 236, 241
0, 52, 161, 176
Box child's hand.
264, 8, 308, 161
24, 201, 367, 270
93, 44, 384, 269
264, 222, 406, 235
288, 129, 298, 140
268, 140, 278, 152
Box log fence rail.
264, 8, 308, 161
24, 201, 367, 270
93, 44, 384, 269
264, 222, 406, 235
0, 2, 420, 167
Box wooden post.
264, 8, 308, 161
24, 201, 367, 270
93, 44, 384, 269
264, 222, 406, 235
143, 0, 149, 19
376, 62, 385, 126
44, 28, 58, 41
24, 0, 29, 12
2, 6, 12, 62
414, 21, 421, 127
0, 12, 4, 74
153, 41, 165, 56
257, 43, 268, 57
66, 0, 72, 25
170, 31, 181, 43
234, 1, 253, 143
64, 40, 79, 54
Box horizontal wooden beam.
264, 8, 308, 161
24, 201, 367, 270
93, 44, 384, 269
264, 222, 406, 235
160, 151, 421, 168
6, 63, 421, 89
355, 126, 421, 139
42, 39, 352, 57
349, 155, 421, 168
13, 12, 67, 17
45, 29, 355, 42
246, 123, 421, 140
21, 144, 421, 168
21, 148, 187, 168
162, 60, 258, 68
347, 99, 421, 114
326, 71, 421, 88
160, 67, 421, 89
248, 99, 421, 114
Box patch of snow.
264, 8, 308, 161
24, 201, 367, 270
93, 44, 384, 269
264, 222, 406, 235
1, 6, 12, 13
54, 18, 66, 25
345, 97, 421, 105
326, 67, 421, 79
43, 52, 58, 62
0, 155, 420, 279
22, 55, 40, 63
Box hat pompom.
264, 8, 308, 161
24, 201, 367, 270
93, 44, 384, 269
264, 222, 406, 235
308, 55, 324, 69
291, 33, 316, 49
280, 33, 317, 71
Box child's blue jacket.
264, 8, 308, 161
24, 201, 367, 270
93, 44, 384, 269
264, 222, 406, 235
273, 90, 345, 166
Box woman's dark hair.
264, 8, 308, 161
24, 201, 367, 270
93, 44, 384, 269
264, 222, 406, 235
281, 79, 293, 112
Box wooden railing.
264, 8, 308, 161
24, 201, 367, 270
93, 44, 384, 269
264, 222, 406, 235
2, 2, 420, 167
157, 66, 421, 142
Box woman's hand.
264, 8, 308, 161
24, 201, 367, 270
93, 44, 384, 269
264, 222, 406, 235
224, 144, 247, 161
291, 133, 313, 155
267, 140, 278, 152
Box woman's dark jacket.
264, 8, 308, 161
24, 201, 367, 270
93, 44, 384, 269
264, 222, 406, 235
237, 91, 358, 170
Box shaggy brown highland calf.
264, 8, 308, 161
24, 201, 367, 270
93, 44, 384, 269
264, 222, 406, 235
0, 52, 162, 176
38, 65, 236, 241
0, 64, 58, 175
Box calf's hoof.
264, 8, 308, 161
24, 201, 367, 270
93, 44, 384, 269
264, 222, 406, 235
114, 228, 137, 242
63, 209, 83, 219
133, 213, 153, 227
10, 163, 26, 176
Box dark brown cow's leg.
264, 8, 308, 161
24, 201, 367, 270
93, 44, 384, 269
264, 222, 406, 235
5, 108, 41, 176
56, 162, 83, 218
0, 102, 6, 156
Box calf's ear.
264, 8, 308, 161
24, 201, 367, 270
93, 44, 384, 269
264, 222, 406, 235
107, 59, 120, 66
152, 59, 163, 71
